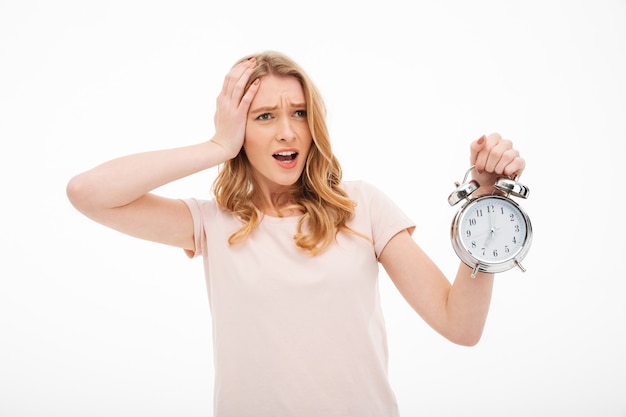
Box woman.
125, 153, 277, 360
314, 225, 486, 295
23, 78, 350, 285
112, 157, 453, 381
67, 50, 525, 416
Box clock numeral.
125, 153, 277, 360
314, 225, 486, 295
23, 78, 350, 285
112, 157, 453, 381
465, 230, 472, 238
514, 225, 520, 232
469, 218, 477, 226
505, 245, 510, 253
476, 209, 484, 217
512, 236, 517, 244
493, 249, 498, 257
487, 204, 495, 213
509, 214, 515, 221
471, 241, 476, 248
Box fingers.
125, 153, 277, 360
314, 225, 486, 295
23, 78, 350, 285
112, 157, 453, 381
240, 78, 261, 109
211, 59, 261, 157
470, 132, 525, 178
469, 134, 487, 168
214, 58, 260, 131
220, 58, 258, 104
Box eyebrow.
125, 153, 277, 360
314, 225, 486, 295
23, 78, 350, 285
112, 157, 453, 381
249, 103, 307, 114
249, 105, 278, 114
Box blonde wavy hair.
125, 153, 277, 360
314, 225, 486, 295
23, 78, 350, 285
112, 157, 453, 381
212, 50, 363, 256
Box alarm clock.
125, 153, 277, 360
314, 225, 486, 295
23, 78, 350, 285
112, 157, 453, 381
448, 166, 533, 278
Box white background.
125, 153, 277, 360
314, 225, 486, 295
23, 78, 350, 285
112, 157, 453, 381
1, 1, 625, 416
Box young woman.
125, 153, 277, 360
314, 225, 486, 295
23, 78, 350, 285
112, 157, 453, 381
66, 50, 525, 416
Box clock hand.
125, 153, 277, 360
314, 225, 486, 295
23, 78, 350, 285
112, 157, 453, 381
469, 226, 502, 242
484, 209, 496, 247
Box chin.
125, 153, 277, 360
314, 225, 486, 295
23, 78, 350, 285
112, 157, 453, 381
273, 172, 304, 187
276, 177, 301, 187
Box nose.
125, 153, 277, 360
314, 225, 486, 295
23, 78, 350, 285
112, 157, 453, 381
276, 116, 297, 142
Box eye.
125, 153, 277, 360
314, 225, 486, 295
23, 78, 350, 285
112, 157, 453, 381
256, 113, 271, 121
294, 110, 307, 118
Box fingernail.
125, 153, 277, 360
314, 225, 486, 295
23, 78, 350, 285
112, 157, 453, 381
477, 135, 486, 145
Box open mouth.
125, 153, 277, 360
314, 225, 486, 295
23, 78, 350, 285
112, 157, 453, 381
272, 151, 298, 162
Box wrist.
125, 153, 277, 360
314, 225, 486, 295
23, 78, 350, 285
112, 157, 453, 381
209, 136, 243, 161
208, 138, 240, 162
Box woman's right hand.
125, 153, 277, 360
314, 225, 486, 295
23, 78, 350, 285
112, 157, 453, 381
211, 58, 261, 159
66, 58, 262, 252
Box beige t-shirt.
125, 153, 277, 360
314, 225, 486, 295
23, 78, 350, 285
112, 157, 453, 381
184, 181, 415, 417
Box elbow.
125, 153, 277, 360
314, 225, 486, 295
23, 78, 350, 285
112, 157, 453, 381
66, 174, 97, 214
446, 329, 484, 347
455, 336, 482, 347
66, 175, 84, 209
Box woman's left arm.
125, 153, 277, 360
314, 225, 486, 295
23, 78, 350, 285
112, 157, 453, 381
379, 133, 525, 346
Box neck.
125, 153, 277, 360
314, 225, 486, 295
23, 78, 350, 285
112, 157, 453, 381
254, 190, 300, 217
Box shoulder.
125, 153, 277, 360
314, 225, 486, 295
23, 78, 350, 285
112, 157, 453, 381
340, 180, 392, 207
182, 197, 234, 222
342, 180, 412, 222
342, 180, 415, 256
341, 180, 383, 200
183, 197, 217, 213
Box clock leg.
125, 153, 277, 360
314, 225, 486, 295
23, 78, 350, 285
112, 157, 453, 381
471, 264, 480, 278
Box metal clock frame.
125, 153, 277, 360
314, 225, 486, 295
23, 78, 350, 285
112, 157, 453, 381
448, 166, 533, 278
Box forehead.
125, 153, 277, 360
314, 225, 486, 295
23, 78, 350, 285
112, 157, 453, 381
251, 75, 305, 106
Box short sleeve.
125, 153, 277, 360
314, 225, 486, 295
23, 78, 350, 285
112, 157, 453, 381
181, 198, 206, 258
344, 181, 416, 259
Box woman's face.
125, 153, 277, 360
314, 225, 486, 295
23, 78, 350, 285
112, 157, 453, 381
244, 74, 313, 196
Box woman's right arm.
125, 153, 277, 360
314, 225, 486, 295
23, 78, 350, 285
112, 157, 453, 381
66, 141, 231, 251
66, 58, 260, 251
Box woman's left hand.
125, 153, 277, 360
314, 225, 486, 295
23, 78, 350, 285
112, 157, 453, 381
469, 132, 526, 192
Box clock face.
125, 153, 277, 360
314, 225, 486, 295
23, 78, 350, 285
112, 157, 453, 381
455, 196, 530, 265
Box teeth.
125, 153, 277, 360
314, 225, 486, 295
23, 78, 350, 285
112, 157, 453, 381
274, 151, 296, 156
